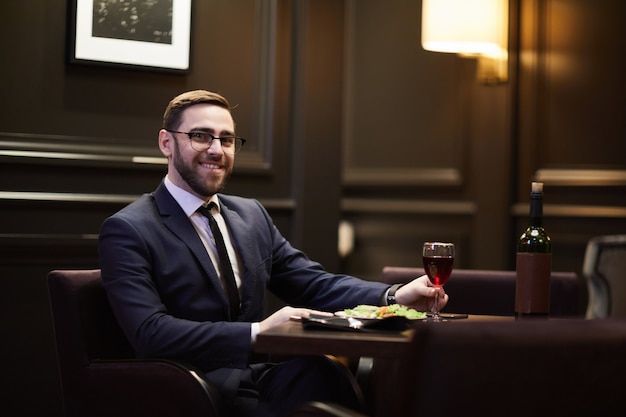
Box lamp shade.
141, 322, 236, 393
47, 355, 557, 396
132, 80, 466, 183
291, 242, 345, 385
422, 0, 508, 57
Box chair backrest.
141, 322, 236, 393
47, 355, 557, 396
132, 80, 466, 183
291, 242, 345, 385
380, 267, 584, 316
47, 269, 221, 417
47, 269, 134, 370
404, 318, 626, 417
583, 234, 626, 318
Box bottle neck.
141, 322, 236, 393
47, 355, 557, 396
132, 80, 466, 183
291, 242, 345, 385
529, 192, 543, 227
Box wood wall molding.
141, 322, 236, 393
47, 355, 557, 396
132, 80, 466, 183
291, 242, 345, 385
0, 131, 271, 173
341, 198, 476, 215
512, 203, 626, 219
0, 191, 136, 204
0, 190, 295, 211
342, 168, 463, 187
534, 169, 626, 187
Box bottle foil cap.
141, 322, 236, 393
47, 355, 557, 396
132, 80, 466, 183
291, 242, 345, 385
531, 182, 543, 193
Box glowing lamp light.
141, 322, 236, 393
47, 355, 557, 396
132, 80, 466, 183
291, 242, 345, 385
421, 0, 509, 83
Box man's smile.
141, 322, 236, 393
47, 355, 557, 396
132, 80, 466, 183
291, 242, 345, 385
200, 161, 223, 170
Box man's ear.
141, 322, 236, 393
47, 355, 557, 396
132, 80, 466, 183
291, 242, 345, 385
158, 129, 173, 157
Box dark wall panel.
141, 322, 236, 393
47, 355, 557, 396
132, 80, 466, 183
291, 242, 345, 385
515, 0, 626, 273
340, 0, 513, 275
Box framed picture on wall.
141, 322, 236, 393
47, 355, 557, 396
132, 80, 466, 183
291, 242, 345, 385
68, 0, 192, 72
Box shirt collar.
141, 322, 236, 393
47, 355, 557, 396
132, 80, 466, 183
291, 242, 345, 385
163, 175, 220, 217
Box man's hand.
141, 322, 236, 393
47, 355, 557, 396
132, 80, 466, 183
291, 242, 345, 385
259, 306, 332, 333
394, 275, 448, 313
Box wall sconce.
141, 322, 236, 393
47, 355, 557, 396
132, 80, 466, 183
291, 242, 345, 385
421, 0, 509, 84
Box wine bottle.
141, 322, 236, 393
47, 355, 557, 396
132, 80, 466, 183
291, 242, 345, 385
515, 182, 552, 318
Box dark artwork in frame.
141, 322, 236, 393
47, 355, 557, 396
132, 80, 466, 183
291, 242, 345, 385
92, 0, 174, 45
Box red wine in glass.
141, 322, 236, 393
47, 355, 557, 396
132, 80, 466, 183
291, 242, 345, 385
422, 256, 454, 286
422, 242, 455, 320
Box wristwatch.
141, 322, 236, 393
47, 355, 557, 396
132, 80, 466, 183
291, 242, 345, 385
384, 283, 404, 306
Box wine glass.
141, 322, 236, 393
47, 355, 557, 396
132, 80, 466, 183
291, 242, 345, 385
422, 242, 455, 321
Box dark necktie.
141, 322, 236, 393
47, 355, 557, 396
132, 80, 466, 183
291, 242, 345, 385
197, 203, 240, 319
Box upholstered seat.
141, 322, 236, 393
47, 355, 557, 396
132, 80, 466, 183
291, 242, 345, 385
47, 269, 222, 417
380, 267, 585, 316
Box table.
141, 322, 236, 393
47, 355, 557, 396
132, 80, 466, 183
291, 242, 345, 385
254, 315, 513, 416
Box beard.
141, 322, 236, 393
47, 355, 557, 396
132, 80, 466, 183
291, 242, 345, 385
172, 143, 232, 198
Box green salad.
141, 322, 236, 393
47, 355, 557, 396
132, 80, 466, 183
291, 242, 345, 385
342, 304, 426, 319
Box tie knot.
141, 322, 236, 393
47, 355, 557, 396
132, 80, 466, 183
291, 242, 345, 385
197, 202, 218, 218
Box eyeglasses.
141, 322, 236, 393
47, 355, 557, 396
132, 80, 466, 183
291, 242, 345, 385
166, 130, 246, 154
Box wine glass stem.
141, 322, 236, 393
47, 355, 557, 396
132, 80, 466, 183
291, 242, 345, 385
433, 286, 441, 320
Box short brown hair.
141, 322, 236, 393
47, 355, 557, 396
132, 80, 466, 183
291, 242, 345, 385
162, 90, 231, 130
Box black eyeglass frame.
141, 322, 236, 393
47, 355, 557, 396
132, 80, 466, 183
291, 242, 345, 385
166, 129, 246, 154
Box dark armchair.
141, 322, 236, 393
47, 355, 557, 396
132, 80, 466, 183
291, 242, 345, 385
47, 269, 222, 417
583, 234, 626, 318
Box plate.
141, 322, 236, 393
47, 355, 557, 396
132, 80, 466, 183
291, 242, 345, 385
335, 304, 428, 320
303, 314, 414, 332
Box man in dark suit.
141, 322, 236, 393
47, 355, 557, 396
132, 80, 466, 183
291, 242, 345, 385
98, 90, 447, 416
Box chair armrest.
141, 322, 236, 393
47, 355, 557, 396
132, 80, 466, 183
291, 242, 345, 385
287, 401, 368, 417
77, 359, 222, 417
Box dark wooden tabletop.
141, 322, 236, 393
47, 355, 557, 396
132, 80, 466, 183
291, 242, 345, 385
253, 314, 514, 357
253, 319, 413, 358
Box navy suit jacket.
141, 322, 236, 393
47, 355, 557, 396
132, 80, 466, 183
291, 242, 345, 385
98, 182, 387, 391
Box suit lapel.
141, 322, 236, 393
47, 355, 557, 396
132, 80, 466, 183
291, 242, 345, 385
153, 183, 228, 306
219, 201, 256, 313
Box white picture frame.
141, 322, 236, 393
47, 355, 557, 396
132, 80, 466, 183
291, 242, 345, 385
69, 0, 192, 72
